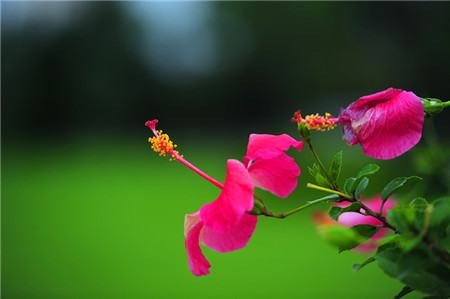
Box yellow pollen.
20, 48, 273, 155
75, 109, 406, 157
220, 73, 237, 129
149, 130, 182, 161
304, 112, 338, 132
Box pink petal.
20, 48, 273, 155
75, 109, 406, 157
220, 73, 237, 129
340, 88, 424, 159
245, 134, 303, 161
244, 134, 303, 197
337, 196, 396, 252
337, 196, 395, 227
201, 213, 257, 253
338, 211, 383, 227
248, 154, 300, 198
184, 212, 211, 276
200, 159, 254, 231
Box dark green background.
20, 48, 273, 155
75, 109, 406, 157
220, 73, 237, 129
3, 2, 450, 298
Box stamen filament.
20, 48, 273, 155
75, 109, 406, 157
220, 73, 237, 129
146, 120, 224, 189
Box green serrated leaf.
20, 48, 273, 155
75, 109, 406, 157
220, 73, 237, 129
328, 202, 362, 221
344, 177, 357, 194
356, 163, 380, 179
354, 177, 369, 199
329, 151, 343, 182
381, 176, 422, 201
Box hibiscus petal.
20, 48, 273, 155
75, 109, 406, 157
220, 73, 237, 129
337, 196, 395, 252
358, 91, 423, 159
349, 88, 399, 110
184, 212, 211, 276
337, 196, 395, 227
340, 88, 424, 160
200, 213, 258, 253
338, 211, 383, 227
248, 154, 300, 198
200, 159, 254, 231
245, 134, 303, 161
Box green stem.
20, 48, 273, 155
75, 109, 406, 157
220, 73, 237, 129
260, 194, 338, 219
442, 100, 450, 108
304, 138, 337, 189
421, 98, 450, 116
307, 183, 398, 233
306, 183, 352, 199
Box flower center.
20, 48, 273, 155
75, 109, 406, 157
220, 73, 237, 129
145, 119, 224, 189
146, 120, 182, 161
292, 111, 339, 132
149, 130, 181, 160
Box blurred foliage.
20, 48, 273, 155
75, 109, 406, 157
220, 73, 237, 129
2, 2, 450, 139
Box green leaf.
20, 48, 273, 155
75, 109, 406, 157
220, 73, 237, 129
409, 197, 429, 208
344, 177, 357, 194
356, 163, 380, 179
394, 286, 415, 299
381, 176, 422, 201
430, 197, 450, 228
352, 256, 376, 271
308, 164, 330, 187
388, 208, 414, 234
354, 177, 369, 199
409, 197, 430, 232
320, 224, 379, 253
376, 243, 450, 296
329, 151, 343, 182
318, 224, 362, 252
328, 202, 362, 221
352, 224, 379, 239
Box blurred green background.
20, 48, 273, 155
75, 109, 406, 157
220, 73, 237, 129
2, 2, 450, 298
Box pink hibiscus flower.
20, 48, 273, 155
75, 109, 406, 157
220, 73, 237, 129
185, 160, 257, 276
146, 120, 302, 276
336, 196, 396, 251
340, 88, 424, 160
244, 134, 303, 198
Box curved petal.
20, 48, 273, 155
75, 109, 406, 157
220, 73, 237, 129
245, 134, 303, 162
184, 212, 211, 276
201, 214, 257, 253
337, 196, 395, 252
357, 91, 424, 159
200, 159, 254, 231
349, 88, 399, 111
337, 196, 395, 227
340, 88, 424, 160
248, 154, 300, 198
